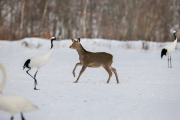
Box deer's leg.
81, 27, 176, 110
110, 67, 119, 84
72, 62, 82, 77
104, 67, 112, 83
74, 65, 87, 83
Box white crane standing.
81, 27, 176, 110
161, 31, 177, 68
0, 64, 38, 120
23, 37, 56, 90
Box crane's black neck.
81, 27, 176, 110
51, 40, 54, 49
173, 33, 176, 40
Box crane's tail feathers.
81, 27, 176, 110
161, 48, 167, 59
23, 59, 31, 70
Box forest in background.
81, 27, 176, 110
0, 0, 180, 42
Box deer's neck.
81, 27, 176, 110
76, 45, 87, 56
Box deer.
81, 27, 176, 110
69, 38, 119, 84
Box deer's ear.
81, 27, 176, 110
77, 38, 80, 42
71, 39, 75, 42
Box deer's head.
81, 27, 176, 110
70, 38, 81, 49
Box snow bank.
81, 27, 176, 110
0, 38, 180, 52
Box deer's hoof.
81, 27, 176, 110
72, 72, 75, 77
107, 81, 109, 84
74, 81, 78, 83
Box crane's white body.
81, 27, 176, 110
29, 48, 53, 70
0, 64, 38, 119
164, 38, 177, 55
0, 94, 37, 116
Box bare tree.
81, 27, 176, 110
83, 0, 88, 38
20, 0, 25, 37
0, 0, 180, 41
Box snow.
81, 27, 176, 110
0, 38, 180, 120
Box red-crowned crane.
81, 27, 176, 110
161, 31, 177, 68
0, 64, 38, 120
23, 37, 56, 90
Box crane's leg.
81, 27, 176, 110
168, 55, 169, 68
10, 113, 14, 120
11, 116, 14, 120
26, 68, 34, 79
21, 113, 25, 120
34, 70, 39, 90
170, 55, 172, 68
26, 68, 39, 90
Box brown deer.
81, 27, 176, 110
70, 38, 119, 84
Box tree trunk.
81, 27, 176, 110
40, 0, 50, 36
83, 0, 88, 38
20, 0, 25, 38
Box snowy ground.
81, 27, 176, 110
0, 38, 180, 120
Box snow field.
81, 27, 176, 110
0, 38, 180, 120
